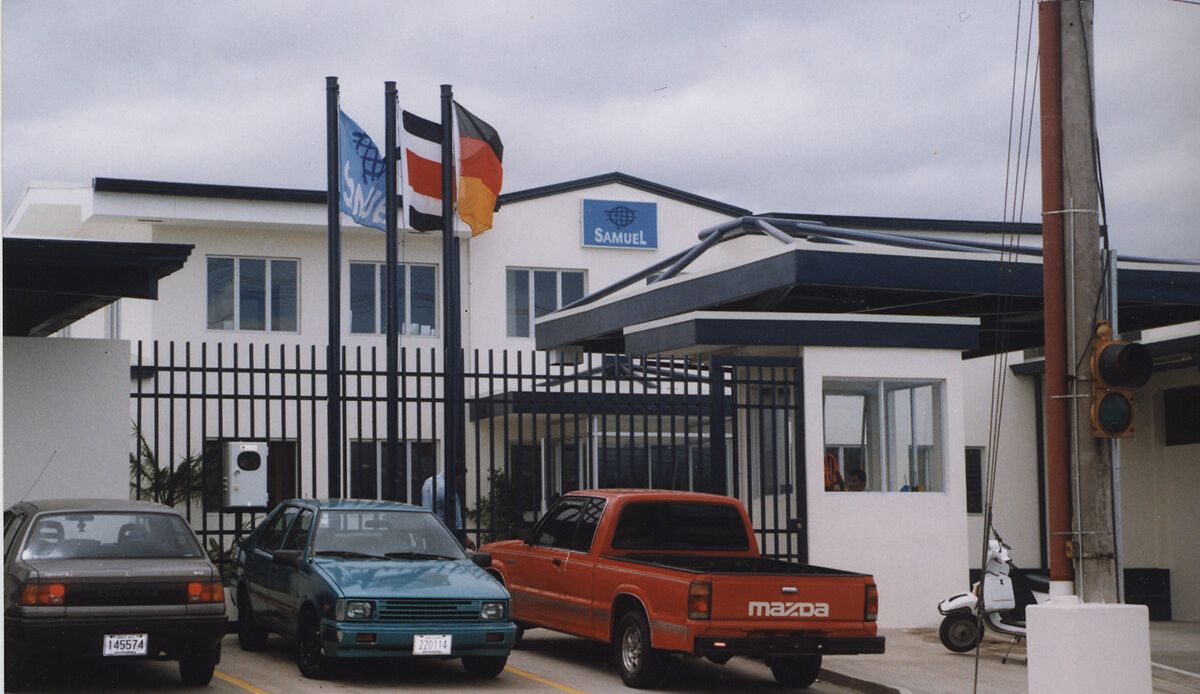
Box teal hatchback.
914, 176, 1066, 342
234, 499, 515, 679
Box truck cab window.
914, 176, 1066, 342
571, 498, 605, 552
534, 498, 585, 548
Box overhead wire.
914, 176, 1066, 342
976, 1, 1038, 690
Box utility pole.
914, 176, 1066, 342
1040, 0, 1116, 603
1058, 0, 1118, 604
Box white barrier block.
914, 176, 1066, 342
1027, 602, 1151, 694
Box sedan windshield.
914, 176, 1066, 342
21, 512, 205, 560
311, 510, 466, 561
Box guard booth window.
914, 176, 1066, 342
822, 378, 945, 493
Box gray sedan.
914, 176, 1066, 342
4, 498, 226, 687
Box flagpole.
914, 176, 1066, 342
385, 81, 400, 495
325, 75, 343, 498
440, 83, 462, 534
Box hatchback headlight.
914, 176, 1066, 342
336, 599, 375, 620
480, 601, 506, 620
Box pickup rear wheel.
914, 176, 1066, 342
614, 611, 667, 689
769, 654, 822, 689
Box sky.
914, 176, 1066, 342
3, 1, 1198, 259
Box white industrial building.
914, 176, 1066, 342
4, 173, 1197, 627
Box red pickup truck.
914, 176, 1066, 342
481, 490, 883, 689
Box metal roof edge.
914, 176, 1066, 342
496, 172, 752, 217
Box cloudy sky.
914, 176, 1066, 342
4, 1, 1197, 258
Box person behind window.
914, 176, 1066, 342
846, 468, 867, 492
421, 463, 475, 549
824, 452, 845, 491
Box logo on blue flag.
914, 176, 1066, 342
338, 110, 387, 231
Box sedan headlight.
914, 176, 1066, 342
335, 599, 375, 620
480, 601, 506, 620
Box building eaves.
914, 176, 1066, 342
496, 172, 752, 218
759, 211, 1045, 237
94, 177, 326, 205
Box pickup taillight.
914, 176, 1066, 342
187, 581, 224, 604
688, 581, 711, 620
865, 583, 878, 622
19, 583, 66, 606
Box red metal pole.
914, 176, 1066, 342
1038, 0, 1073, 585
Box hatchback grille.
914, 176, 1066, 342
377, 599, 480, 622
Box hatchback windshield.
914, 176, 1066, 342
21, 512, 204, 560
311, 510, 466, 560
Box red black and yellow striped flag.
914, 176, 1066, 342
453, 102, 503, 236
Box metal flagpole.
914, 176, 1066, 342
385, 81, 400, 494
325, 75, 343, 498
440, 84, 462, 534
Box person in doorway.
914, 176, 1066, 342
824, 452, 845, 491
846, 468, 867, 491
422, 463, 475, 549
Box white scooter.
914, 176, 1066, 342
937, 534, 1051, 659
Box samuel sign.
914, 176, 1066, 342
582, 199, 658, 250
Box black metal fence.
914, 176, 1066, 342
130, 342, 807, 576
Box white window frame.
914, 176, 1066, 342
348, 261, 439, 337
206, 255, 300, 333
506, 267, 586, 338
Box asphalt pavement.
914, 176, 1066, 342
8, 623, 1197, 693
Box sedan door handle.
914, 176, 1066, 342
552, 558, 562, 567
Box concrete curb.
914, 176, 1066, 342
820, 667, 912, 694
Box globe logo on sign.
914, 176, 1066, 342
605, 205, 637, 229
351, 130, 386, 184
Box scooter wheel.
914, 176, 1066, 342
939, 612, 982, 653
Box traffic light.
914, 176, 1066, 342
1090, 321, 1153, 438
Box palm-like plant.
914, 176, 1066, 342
128, 427, 209, 508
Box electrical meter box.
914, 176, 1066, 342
224, 441, 268, 509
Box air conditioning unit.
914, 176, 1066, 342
223, 442, 268, 509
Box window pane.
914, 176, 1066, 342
349, 442, 377, 499
378, 264, 407, 335
561, 271, 585, 307
271, 260, 298, 332
239, 258, 266, 331
409, 265, 436, 336
349, 263, 376, 334
506, 269, 529, 338
381, 441, 406, 502
534, 270, 557, 319
965, 447, 983, 514
410, 442, 437, 505
207, 258, 235, 330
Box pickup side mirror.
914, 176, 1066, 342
272, 549, 303, 568
470, 552, 492, 569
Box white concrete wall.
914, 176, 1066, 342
961, 354, 1044, 571
1119, 364, 1200, 621
3, 338, 131, 506
802, 346, 969, 628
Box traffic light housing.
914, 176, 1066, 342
1090, 321, 1153, 438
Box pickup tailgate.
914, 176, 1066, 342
711, 574, 870, 625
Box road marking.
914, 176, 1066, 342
1153, 661, 1200, 680
215, 669, 272, 694
505, 664, 589, 694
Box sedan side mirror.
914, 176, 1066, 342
470, 552, 492, 569
272, 549, 303, 568
517, 528, 534, 545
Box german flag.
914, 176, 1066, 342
454, 102, 503, 236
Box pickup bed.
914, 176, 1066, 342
481, 490, 883, 689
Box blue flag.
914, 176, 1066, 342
338, 110, 387, 231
